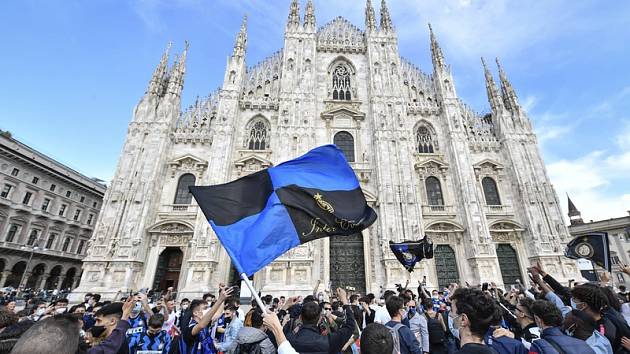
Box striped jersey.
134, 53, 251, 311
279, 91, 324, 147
189, 320, 216, 354
128, 329, 172, 354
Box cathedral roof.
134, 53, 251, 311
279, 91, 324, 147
176, 89, 219, 129
317, 16, 366, 53
242, 51, 283, 102
399, 57, 434, 94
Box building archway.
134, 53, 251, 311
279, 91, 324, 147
61, 268, 77, 290
434, 245, 460, 289
5, 261, 26, 288
152, 247, 184, 292
496, 244, 523, 286
46, 265, 63, 289
26, 263, 46, 289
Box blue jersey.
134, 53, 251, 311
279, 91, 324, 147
189, 320, 216, 354
129, 329, 172, 354
127, 312, 149, 349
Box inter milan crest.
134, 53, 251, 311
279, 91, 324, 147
575, 240, 595, 258
389, 237, 434, 272
565, 232, 611, 272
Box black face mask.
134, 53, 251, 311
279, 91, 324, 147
90, 325, 107, 338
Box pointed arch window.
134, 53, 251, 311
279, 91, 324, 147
332, 65, 352, 101
246, 119, 270, 150
334, 131, 355, 162
416, 125, 437, 153
425, 177, 444, 206
482, 177, 501, 205
174, 174, 196, 205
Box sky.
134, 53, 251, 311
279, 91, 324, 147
0, 0, 629, 222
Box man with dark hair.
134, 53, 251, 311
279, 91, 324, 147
449, 287, 500, 354
349, 294, 364, 329
514, 298, 540, 349
128, 313, 173, 354
215, 303, 244, 352
375, 290, 396, 324
385, 295, 422, 354
235, 308, 275, 354
11, 313, 83, 354
89, 297, 135, 354
361, 323, 394, 354
54, 298, 69, 314
529, 300, 595, 354
287, 288, 356, 354
188, 286, 233, 354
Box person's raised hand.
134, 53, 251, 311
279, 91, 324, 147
282, 296, 299, 310
601, 271, 611, 284
493, 327, 515, 339
336, 288, 348, 305
263, 311, 283, 332
122, 296, 135, 320
219, 285, 235, 301
621, 336, 630, 350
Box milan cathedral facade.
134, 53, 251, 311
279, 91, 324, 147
73, 0, 580, 299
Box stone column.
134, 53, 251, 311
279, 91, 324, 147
39, 273, 50, 290
0, 271, 11, 287
72, 276, 81, 289
56, 276, 66, 290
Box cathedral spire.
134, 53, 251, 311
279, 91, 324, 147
365, 0, 377, 32
167, 42, 188, 97
567, 194, 584, 225
233, 15, 247, 58
380, 0, 393, 31
481, 57, 503, 113
147, 42, 171, 96
428, 23, 445, 69
304, 0, 316, 29
287, 0, 300, 29
496, 57, 520, 112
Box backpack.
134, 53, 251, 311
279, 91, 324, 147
425, 313, 446, 344
233, 337, 265, 354
386, 323, 404, 354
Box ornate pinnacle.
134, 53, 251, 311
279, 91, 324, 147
380, 0, 393, 31
428, 23, 445, 69
233, 15, 248, 58
304, 0, 316, 28
481, 57, 503, 112
287, 0, 300, 28
365, 0, 376, 31
495, 57, 520, 111
147, 41, 171, 95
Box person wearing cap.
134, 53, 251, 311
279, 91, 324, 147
88, 297, 134, 354
214, 302, 244, 353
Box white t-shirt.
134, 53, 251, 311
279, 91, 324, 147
374, 305, 391, 324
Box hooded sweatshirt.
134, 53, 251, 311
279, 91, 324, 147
235, 326, 276, 354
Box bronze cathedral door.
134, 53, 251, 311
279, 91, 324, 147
330, 233, 366, 295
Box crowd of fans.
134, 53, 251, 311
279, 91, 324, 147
3, 263, 630, 353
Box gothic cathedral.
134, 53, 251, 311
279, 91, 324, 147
73, 0, 580, 299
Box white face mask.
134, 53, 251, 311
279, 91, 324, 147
35, 308, 46, 316
55, 308, 67, 314
181, 304, 189, 310
202, 308, 210, 317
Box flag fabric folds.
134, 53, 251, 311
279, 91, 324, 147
190, 145, 377, 277
565, 232, 611, 272
389, 237, 434, 272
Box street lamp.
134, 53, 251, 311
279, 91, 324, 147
18, 238, 44, 296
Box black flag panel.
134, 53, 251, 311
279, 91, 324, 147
389, 237, 433, 272
565, 232, 611, 272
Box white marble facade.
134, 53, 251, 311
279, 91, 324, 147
72, 0, 580, 301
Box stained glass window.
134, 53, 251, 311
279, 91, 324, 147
334, 131, 355, 162
174, 174, 196, 205
482, 177, 501, 205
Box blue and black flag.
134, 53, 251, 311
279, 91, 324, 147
190, 145, 377, 276
565, 232, 611, 272
389, 237, 433, 272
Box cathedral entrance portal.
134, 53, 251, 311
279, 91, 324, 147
496, 244, 522, 286
152, 247, 183, 292
434, 245, 460, 289
330, 233, 366, 295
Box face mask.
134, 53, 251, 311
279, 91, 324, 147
35, 308, 46, 316
202, 308, 210, 316
408, 308, 417, 316
55, 308, 67, 314
564, 325, 575, 337
571, 298, 586, 311
181, 304, 189, 310
90, 325, 106, 338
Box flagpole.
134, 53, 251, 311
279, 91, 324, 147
240, 272, 267, 312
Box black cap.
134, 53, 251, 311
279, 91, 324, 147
95, 302, 124, 317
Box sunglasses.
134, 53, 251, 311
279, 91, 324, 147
324, 307, 332, 311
